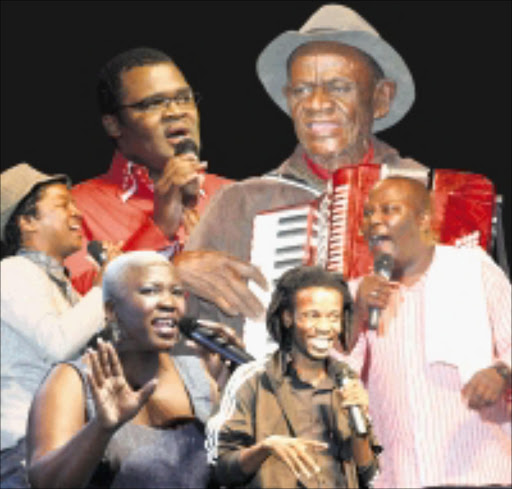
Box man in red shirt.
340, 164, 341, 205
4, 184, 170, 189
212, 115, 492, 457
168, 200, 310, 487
66, 47, 267, 320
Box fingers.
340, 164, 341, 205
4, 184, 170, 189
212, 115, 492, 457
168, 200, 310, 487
197, 320, 245, 349
101, 240, 124, 266
87, 347, 105, 388
174, 251, 267, 318
158, 158, 206, 192
183, 208, 200, 233
462, 368, 505, 409
358, 275, 396, 310
339, 381, 369, 410
185, 266, 263, 318
97, 338, 112, 378
274, 438, 326, 481
228, 260, 269, 292
105, 339, 124, 378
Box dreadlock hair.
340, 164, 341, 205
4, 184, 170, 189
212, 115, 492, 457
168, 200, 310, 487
97, 47, 175, 116
2, 181, 53, 257
266, 265, 354, 353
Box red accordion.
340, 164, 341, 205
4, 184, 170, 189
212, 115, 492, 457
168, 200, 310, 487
250, 165, 497, 281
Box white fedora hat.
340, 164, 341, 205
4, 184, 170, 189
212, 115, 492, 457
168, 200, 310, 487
256, 4, 415, 132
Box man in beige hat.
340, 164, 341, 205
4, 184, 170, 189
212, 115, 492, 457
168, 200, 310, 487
0, 164, 119, 487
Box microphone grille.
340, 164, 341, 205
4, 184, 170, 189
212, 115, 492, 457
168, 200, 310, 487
87, 240, 105, 265
375, 253, 394, 274
177, 317, 196, 336
174, 139, 198, 157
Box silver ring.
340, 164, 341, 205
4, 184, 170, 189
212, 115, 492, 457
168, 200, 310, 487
371, 291, 378, 297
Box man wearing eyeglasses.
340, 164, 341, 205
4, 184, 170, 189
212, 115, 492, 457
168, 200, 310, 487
65, 47, 268, 322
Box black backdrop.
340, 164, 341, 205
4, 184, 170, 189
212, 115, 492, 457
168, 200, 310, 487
1, 1, 510, 260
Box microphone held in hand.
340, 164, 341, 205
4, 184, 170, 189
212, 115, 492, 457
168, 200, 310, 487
368, 253, 394, 330
178, 317, 254, 366
173, 138, 203, 204
87, 240, 107, 266
334, 367, 368, 437
174, 139, 199, 157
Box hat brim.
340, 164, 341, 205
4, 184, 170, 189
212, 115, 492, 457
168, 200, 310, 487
256, 30, 415, 133
0, 173, 70, 243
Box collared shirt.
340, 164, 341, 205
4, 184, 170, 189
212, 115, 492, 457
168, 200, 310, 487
303, 143, 375, 181
338, 245, 511, 488
283, 363, 346, 488
65, 151, 232, 294
17, 248, 80, 305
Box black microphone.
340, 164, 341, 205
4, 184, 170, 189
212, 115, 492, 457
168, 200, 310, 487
174, 138, 199, 157
334, 366, 368, 437
87, 240, 107, 266
173, 139, 201, 205
178, 317, 254, 366
368, 253, 394, 330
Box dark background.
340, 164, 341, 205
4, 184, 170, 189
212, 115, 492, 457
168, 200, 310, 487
2, 1, 510, 260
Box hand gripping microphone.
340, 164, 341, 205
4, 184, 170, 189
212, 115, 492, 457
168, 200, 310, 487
368, 253, 394, 331
334, 366, 368, 437
173, 139, 203, 203
178, 317, 254, 366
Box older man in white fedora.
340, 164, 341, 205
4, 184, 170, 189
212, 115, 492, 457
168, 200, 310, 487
0, 164, 120, 488
186, 4, 434, 349
187, 4, 507, 342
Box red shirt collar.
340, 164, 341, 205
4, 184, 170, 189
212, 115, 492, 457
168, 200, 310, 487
303, 144, 375, 181
106, 151, 155, 201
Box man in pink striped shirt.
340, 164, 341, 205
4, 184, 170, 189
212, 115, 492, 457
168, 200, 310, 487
337, 177, 511, 488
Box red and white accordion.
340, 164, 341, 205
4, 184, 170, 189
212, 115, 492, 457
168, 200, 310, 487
251, 164, 496, 282
245, 164, 497, 357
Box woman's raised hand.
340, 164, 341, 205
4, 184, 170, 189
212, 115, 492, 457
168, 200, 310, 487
86, 338, 157, 431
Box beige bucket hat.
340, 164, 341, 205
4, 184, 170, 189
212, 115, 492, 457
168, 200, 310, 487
256, 4, 415, 132
0, 163, 69, 242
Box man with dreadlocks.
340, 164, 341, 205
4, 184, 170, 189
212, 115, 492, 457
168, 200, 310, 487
206, 266, 381, 488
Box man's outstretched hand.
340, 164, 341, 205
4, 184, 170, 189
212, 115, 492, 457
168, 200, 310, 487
173, 250, 268, 319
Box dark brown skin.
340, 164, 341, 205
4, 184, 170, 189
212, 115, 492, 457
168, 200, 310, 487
355, 177, 510, 410
285, 41, 395, 171
238, 287, 374, 481
25, 261, 238, 488
102, 62, 203, 239
99, 62, 270, 318
19, 182, 122, 279
173, 250, 268, 319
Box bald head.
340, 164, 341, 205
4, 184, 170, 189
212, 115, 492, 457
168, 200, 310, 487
371, 177, 431, 216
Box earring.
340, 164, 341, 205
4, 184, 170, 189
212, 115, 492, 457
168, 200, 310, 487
106, 319, 122, 344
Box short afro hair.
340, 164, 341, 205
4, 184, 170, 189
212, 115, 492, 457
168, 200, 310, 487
97, 47, 175, 115
266, 265, 353, 352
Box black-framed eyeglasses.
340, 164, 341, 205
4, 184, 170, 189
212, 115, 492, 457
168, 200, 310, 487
118, 88, 201, 112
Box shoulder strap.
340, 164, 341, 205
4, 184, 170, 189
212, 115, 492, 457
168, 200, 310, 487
62, 358, 96, 420
173, 355, 212, 424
